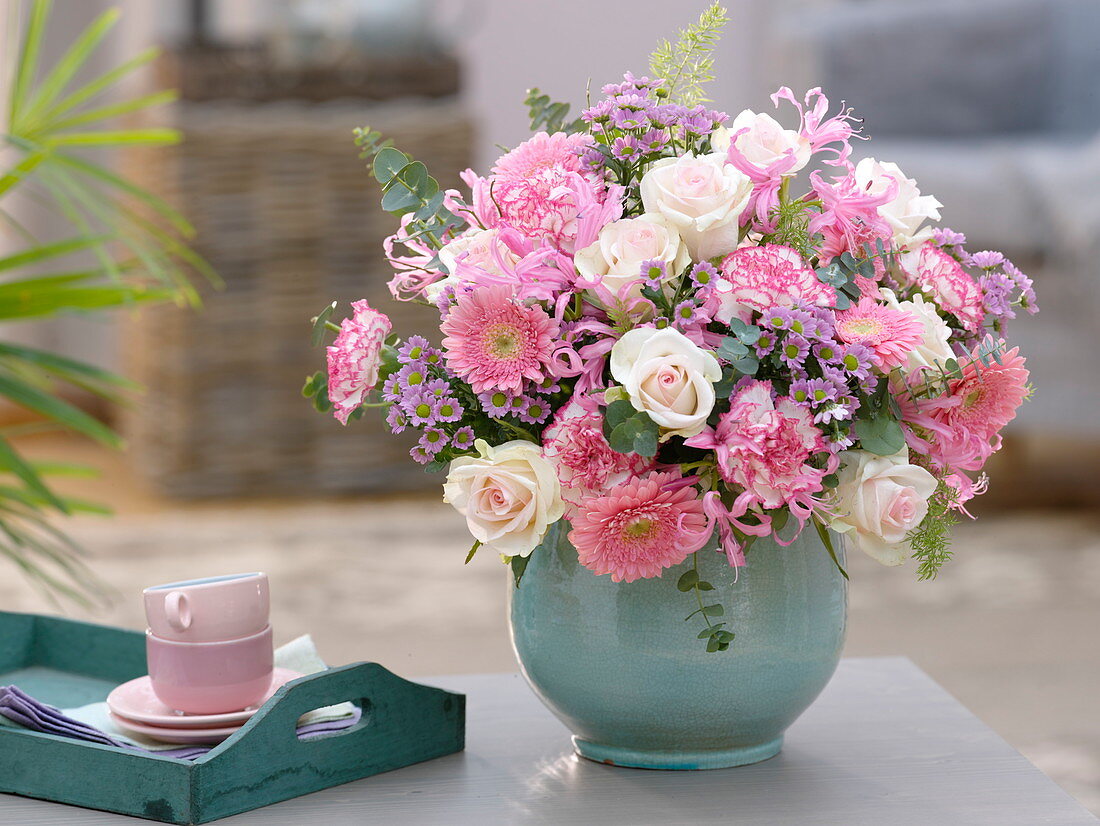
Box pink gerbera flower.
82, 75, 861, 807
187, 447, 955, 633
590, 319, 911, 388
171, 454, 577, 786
714, 244, 834, 325
326, 300, 392, 425
901, 345, 1029, 471
440, 285, 557, 395
834, 296, 924, 369
900, 243, 985, 334
569, 472, 712, 583
685, 380, 832, 513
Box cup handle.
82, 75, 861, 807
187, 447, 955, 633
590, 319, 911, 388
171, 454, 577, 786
165, 591, 191, 632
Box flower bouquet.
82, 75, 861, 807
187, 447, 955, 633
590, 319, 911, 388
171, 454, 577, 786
305, 4, 1037, 767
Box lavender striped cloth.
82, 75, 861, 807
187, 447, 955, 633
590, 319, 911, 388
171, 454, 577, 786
0, 684, 361, 760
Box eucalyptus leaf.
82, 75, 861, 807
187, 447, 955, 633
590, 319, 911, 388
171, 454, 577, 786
857, 414, 906, 456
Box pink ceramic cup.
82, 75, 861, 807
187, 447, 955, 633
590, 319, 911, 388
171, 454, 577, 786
146, 626, 274, 714
144, 573, 269, 643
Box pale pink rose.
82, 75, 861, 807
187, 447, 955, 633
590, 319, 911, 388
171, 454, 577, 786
830, 447, 937, 565
609, 327, 722, 440
442, 439, 565, 557
640, 153, 752, 259
853, 158, 942, 250
326, 300, 391, 425
574, 213, 689, 299
711, 110, 811, 174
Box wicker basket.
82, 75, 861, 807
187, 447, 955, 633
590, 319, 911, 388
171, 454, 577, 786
121, 98, 472, 497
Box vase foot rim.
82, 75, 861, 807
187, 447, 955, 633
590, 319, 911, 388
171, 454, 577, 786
572, 735, 783, 770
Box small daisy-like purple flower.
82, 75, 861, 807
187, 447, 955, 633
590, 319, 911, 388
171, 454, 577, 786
409, 444, 433, 465
779, 334, 810, 368
424, 378, 451, 397
535, 376, 561, 394
638, 128, 669, 154
382, 373, 400, 401
611, 105, 648, 131
398, 335, 432, 363
754, 330, 778, 356
688, 261, 718, 289
1004, 260, 1038, 314
386, 404, 408, 434
611, 136, 642, 163
419, 427, 448, 454
672, 300, 705, 328
932, 228, 967, 247
814, 397, 856, 425
435, 396, 464, 423
812, 339, 843, 364
790, 378, 838, 407
654, 315, 672, 330
639, 259, 666, 290
395, 363, 429, 391
515, 395, 552, 425
478, 390, 513, 417
451, 426, 476, 451
838, 343, 874, 382
967, 250, 1005, 269
404, 392, 441, 426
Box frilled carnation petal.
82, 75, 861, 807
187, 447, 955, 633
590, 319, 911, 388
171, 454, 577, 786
326, 300, 392, 425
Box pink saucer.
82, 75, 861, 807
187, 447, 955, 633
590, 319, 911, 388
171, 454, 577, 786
108, 712, 242, 745
107, 667, 303, 728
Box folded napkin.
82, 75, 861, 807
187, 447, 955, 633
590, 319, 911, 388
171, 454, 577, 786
0, 634, 359, 760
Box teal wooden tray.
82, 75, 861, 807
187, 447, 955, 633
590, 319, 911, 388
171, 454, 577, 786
0, 610, 465, 824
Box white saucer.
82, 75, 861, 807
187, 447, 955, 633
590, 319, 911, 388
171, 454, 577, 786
108, 712, 242, 745
106, 667, 303, 728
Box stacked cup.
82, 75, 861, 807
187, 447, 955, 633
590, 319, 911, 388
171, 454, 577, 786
143, 573, 273, 714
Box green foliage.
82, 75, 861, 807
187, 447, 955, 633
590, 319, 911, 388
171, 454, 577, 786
769, 197, 814, 260
353, 127, 460, 253
813, 518, 849, 580
602, 398, 660, 457
908, 481, 959, 580
678, 556, 733, 652
0, 0, 209, 604
510, 552, 531, 587
648, 2, 730, 107
523, 88, 584, 134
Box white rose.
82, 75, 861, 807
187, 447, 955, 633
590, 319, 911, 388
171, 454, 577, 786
575, 213, 690, 299
429, 228, 521, 300
443, 439, 564, 557
711, 110, 811, 174
830, 447, 938, 566
640, 153, 752, 260
854, 158, 942, 250
880, 289, 954, 373
609, 327, 722, 440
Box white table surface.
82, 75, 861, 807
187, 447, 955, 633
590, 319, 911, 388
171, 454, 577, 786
0, 657, 1095, 825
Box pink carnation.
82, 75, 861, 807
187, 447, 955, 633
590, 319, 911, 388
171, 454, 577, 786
569, 472, 712, 583
469, 132, 606, 253
714, 244, 834, 324
834, 296, 924, 369
686, 380, 831, 511
542, 399, 652, 513
326, 300, 392, 425
901, 345, 1029, 472
440, 285, 557, 395
901, 243, 985, 334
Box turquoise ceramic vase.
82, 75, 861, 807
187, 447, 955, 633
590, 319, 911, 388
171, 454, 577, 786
508, 520, 847, 770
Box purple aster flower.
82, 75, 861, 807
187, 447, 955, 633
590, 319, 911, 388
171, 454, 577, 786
638, 128, 669, 154
478, 390, 513, 417
386, 404, 408, 434
790, 378, 838, 408
451, 426, 476, 451
838, 343, 874, 382
424, 378, 451, 397
639, 259, 667, 290
398, 335, 432, 363
779, 334, 810, 368
812, 339, 843, 364
535, 376, 561, 394
932, 227, 967, 247
395, 363, 429, 391
1004, 260, 1038, 314
688, 261, 718, 289
515, 395, 552, 425
754, 330, 778, 356
967, 250, 1005, 269
419, 428, 448, 454
673, 299, 706, 327
435, 396, 464, 423
611, 136, 642, 163
409, 444, 433, 465
404, 392, 441, 426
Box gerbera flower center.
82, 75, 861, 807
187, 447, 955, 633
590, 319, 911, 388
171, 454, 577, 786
622, 515, 660, 542
484, 323, 523, 359
839, 317, 884, 337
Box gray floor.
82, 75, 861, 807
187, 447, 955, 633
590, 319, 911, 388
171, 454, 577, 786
1, 496, 1097, 815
